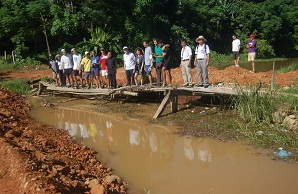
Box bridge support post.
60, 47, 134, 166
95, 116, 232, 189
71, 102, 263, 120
153, 90, 179, 119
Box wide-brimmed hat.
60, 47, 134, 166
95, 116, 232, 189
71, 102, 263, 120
196, 35, 207, 42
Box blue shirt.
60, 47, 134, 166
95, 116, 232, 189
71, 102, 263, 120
91, 56, 100, 68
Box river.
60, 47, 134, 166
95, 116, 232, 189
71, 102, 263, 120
30, 97, 298, 194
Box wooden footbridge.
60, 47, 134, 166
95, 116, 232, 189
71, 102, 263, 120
38, 82, 251, 118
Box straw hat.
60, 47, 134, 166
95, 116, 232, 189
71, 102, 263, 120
196, 35, 207, 42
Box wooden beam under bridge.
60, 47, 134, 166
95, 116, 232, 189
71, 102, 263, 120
153, 90, 192, 119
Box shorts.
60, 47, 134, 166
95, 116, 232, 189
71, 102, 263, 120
233, 51, 240, 60
145, 65, 151, 75
64, 68, 72, 76
101, 70, 108, 77
91, 67, 100, 77
52, 72, 59, 79
248, 52, 256, 61
134, 67, 144, 76
72, 69, 80, 76
84, 71, 91, 79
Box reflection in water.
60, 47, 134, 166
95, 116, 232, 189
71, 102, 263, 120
129, 128, 140, 146
184, 137, 212, 163
30, 104, 298, 194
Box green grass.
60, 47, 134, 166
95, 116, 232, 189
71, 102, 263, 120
0, 57, 42, 71
41, 76, 55, 83
1, 79, 31, 95
276, 62, 298, 73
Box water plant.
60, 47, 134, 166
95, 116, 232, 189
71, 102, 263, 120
233, 83, 298, 149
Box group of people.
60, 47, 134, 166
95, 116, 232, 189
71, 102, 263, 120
49, 33, 257, 89
49, 48, 118, 89
232, 33, 257, 73
122, 36, 211, 88
122, 39, 172, 87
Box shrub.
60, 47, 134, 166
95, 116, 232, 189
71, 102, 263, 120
1, 79, 31, 95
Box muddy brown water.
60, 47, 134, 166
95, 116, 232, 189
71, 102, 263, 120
30, 98, 298, 194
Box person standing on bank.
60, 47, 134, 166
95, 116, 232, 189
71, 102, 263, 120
232, 34, 241, 67
180, 39, 193, 87
123, 46, 136, 86
194, 35, 210, 88
247, 33, 257, 73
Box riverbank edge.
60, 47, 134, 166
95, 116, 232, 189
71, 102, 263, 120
0, 86, 127, 194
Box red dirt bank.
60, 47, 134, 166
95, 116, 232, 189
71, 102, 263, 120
0, 86, 126, 193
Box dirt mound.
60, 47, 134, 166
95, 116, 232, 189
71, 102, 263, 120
0, 86, 127, 193
2, 65, 297, 87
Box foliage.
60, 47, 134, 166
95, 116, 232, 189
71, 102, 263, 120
255, 39, 276, 59
76, 26, 121, 54
276, 62, 298, 73
0, 0, 298, 60
0, 57, 41, 71
1, 79, 31, 95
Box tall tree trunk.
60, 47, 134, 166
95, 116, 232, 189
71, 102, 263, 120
41, 14, 51, 56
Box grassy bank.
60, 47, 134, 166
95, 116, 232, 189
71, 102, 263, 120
233, 84, 298, 152
0, 79, 31, 95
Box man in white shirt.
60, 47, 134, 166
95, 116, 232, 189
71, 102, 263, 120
71, 48, 82, 88
123, 46, 136, 86
194, 35, 210, 88
232, 34, 241, 67
61, 49, 74, 87
180, 39, 192, 87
